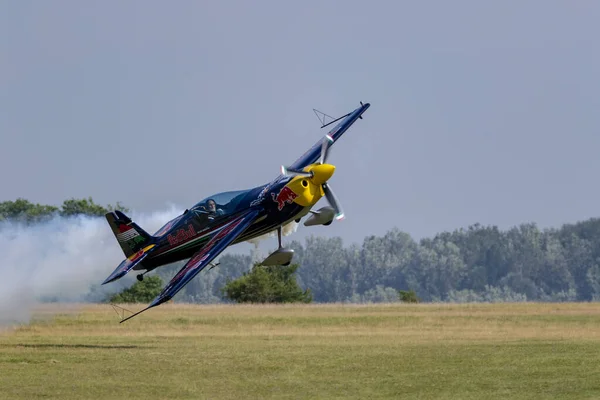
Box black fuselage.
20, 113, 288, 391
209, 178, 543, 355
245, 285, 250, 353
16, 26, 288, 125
140, 176, 303, 270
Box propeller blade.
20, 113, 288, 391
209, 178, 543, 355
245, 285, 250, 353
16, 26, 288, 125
322, 183, 344, 220
281, 165, 313, 178
319, 135, 334, 164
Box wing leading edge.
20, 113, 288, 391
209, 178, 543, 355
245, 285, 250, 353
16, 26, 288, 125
119, 208, 261, 323
286, 102, 370, 172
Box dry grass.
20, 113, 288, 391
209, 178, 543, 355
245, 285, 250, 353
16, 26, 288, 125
2, 302, 600, 399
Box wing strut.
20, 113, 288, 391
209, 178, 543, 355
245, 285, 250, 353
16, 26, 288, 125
119, 305, 151, 323
110, 303, 137, 322
313, 108, 353, 129
313, 102, 365, 128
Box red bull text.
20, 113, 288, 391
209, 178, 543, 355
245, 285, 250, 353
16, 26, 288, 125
167, 224, 196, 246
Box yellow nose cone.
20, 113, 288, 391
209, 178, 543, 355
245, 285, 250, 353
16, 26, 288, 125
309, 164, 335, 185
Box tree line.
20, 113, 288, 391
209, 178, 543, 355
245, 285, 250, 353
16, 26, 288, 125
0, 197, 128, 222
2, 197, 600, 303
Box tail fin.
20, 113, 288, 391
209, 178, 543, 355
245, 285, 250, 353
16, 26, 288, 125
105, 210, 154, 258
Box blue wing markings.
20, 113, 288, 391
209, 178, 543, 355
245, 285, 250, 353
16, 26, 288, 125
151, 208, 261, 305
119, 208, 261, 322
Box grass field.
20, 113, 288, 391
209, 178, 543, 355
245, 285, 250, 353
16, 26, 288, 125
2, 302, 600, 399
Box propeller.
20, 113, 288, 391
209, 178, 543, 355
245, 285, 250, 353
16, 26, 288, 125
319, 134, 334, 164
323, 182, 344, 220
280, 165, 312, 178
281, 134, 344, 221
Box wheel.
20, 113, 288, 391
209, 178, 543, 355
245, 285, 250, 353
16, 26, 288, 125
295, 218, 301, 223
283, 261, 291, 266
136, 274, 144, 282
323, 220, 332, 226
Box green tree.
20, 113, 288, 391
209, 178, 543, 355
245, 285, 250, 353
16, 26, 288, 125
0, 198, 59, 224
109, 275, 163, 303
0, 197, 129, 223
60, 197, 129, 217
294, 236, 353, 302
398, 289, 420, 303
221, 263, 312, 303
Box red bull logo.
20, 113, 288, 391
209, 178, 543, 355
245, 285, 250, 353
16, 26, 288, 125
167, 224, 196, 246
271, 186, 298, 210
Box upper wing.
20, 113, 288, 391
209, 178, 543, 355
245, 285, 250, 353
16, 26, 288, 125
119, 208, 261, 322
286, 102, 370, 171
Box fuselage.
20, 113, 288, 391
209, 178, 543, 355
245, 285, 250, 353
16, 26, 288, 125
138, 174, 310, 271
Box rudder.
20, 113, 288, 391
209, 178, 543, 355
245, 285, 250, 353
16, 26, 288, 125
105, 210, 153, 258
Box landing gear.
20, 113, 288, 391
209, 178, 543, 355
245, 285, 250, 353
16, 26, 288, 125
260, 225, 294, 266
136, 270, 150, 282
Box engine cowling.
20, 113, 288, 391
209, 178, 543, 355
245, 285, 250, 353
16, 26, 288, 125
303, 206, 335, 226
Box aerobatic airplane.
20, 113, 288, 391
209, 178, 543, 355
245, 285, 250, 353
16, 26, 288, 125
103, 101, 371, 322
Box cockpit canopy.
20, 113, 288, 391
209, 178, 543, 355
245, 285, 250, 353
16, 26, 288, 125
153, 188, 258, 237
190, 189, 252, 218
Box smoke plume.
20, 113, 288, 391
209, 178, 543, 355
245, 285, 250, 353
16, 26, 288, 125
0, 205, 182, 327
246, 220, 299, 246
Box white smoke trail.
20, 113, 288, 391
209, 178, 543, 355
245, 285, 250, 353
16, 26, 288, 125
246, 220, 299, 246
244, 220, 300, 265
0, 204, 182, 327
282, 220, 299, 237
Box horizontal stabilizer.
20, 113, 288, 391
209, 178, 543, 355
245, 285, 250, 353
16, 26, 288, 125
102, 244, 156, 285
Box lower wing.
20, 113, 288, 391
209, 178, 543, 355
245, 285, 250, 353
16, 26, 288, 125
119, 208, 261, 323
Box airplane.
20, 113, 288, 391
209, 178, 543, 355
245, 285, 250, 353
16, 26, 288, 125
102, 101, 371, 322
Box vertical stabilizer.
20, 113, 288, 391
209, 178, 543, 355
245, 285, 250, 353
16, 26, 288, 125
105, 210, 153, 258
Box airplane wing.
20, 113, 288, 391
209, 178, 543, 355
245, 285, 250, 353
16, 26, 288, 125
285, 102, 370, 172
119, 208, 261, 323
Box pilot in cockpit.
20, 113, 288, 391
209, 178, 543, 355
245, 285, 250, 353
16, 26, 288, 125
205, 199, 224, 218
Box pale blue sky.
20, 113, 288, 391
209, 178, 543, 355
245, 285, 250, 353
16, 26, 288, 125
2, 1, 600, 246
